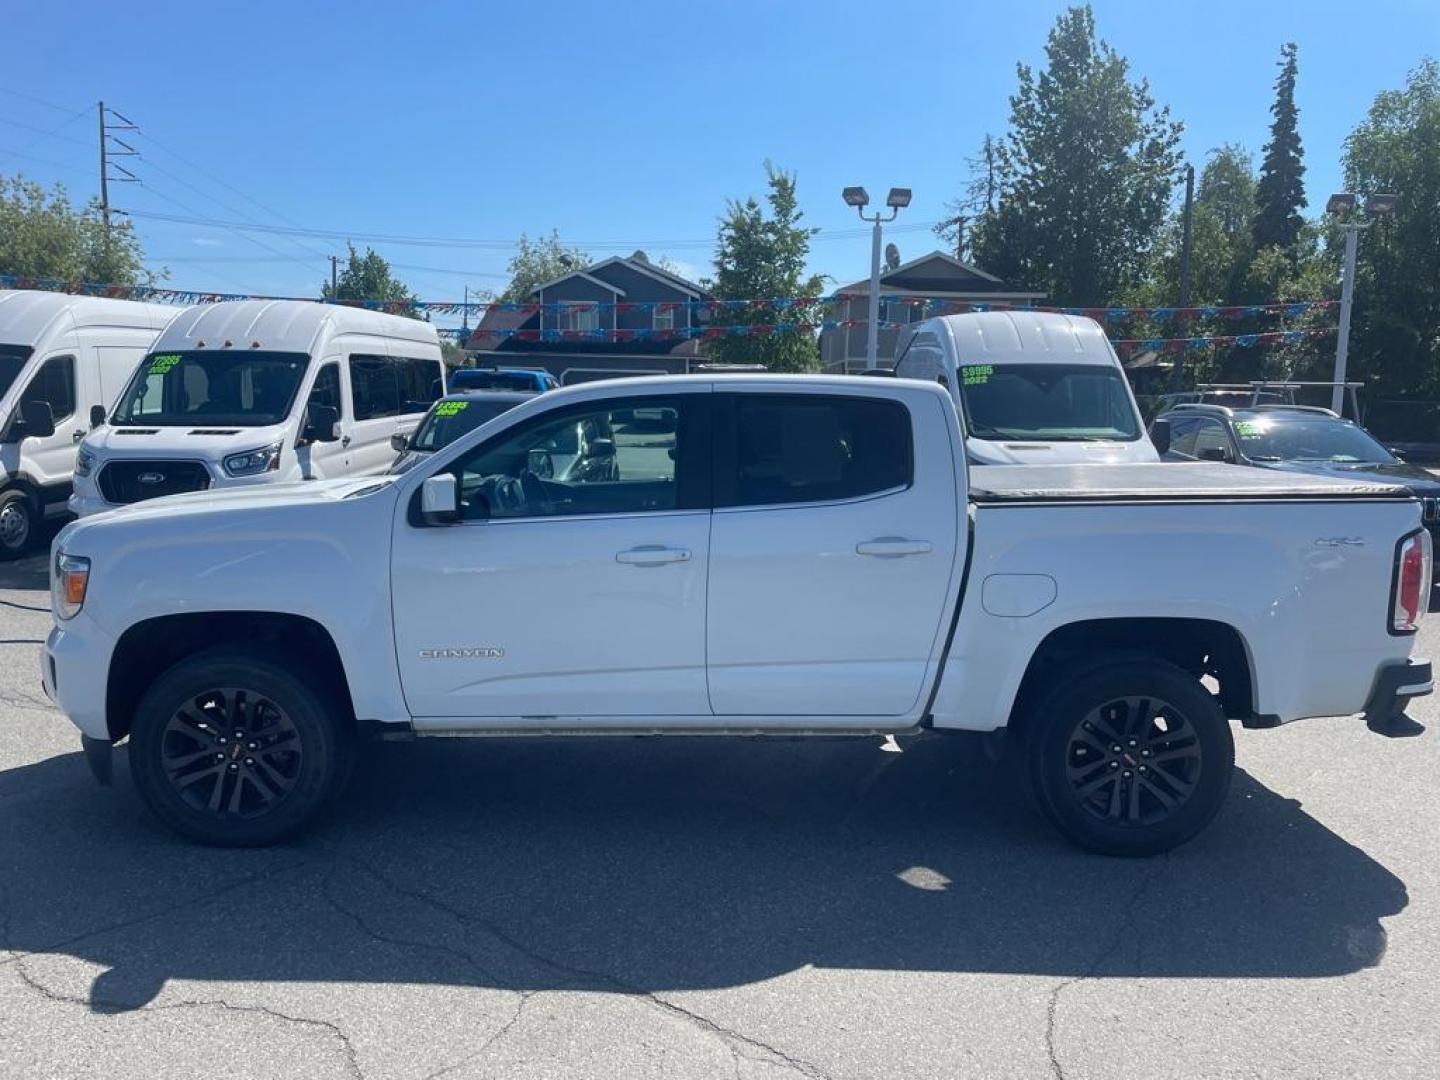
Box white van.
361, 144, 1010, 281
0, 291, 180, 557
70, 300, 444, 516
893, 310, 1157, 465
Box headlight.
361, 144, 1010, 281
75, 448, 95, 478
222, 441, 284, 477
52, 552, 90, 620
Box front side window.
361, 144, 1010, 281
958, 362, 1141, 441
19, 355, 76, 423
350, 355, 442, 421
1233, 415, 1394, 463
447, 396, 693, 520
1164, 416, 1200, 457
112, 351, 306, 427
308, 363, 341, 414
1192, 420, 1234, 461
721, 394, 912, 508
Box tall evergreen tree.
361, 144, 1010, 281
967, 6, 1183, 304
1253, 43, 1307, 251
708, 163, 825, 372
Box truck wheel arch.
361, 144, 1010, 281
1005, 617, 1256, 736
106, 611, 355, 743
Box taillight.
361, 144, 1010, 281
1391, 529, 1432, 634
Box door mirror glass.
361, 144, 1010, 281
1150, 418, 1172, 454
20, 400, 55, 440
1197, 445, 1229, 463
587, 437, 616, 460
391, 432, 410, 453
304, 404, 340, 443
90, 404, 108, 429
420, 473, 460, 525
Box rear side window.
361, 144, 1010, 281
349, 355, 442, 420
718, 394, 912, 508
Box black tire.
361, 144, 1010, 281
129, 649, 349, 846
1025, 659, 1234, 857
0, 488, 36, 561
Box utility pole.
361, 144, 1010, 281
1169, 164, 1196, 390
96, 102, 138, 253
329, 255, 339, 297
97, 101, 109, 234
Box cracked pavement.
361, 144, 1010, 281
2, 550, 1438, 1078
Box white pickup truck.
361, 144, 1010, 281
43, 375, 1433, 854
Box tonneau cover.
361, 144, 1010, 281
970, 462, 1413, 503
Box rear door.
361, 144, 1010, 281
705, 386, 962, 718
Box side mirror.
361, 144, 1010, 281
304, 404, 340, 444
89, 404, 107, 429
1197, 446, 1230, 463
1150, 418, 1171, 455
20, 400, 55, 440
390, 432, 410, 453
420, 474, 460, 525
1389, 446, 1407, 461
527, 448, 554, 479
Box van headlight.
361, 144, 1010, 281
222, 441, 284, 477
52, 552, 90, 620
74, 448, 96, 478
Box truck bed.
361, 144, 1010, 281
969, 462, 1412, 504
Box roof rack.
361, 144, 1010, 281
1165, 402, 1234, 416
1246, 403, 1340, 417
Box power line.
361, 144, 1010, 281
0, 145, 93, 177
0, 86, 78, 115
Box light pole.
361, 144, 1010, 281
843, 186, 912, 370
1326, 191, 1397, 415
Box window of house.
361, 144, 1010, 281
559, 303, 600, 333
720, 394, 912, 508
653, 304, 676, 331
882, 299, 917, 325
19, 355, 76, 424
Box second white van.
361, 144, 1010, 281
893, 310, 1157, 465
70, 300, 444, 516
0, 291, 181, 557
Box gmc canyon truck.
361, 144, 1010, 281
43, 376, 1433, 855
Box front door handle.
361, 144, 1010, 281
341, 434, 352, 447
72, 429, 86, 442
616, 545, 691, 566
856, 537, 932, 558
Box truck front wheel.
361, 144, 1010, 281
1024, 659, 1234, 856
129, 649, 348, 846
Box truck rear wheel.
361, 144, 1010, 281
0, 489, 35, 560
129, 649, 348, 846
1024, 659, 1234, 856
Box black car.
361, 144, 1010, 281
1150, 403, 1440, 536
388, 390, 535, 474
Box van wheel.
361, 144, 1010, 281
0, 489, 35, 560
1025, 659, 1234, 857
128, 650, 348, 846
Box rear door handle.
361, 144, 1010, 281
616, 545, 691, 566
856, 537, 932, 558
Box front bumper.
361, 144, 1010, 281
1361, 658, 1432, 734
67, 491, 116, 518
41, 617, 117, 741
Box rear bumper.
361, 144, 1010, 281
1361, 658, 1432, 731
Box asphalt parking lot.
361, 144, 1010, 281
1, 546, 1437, 1079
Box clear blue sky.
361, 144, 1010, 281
2, 0, 1436, 328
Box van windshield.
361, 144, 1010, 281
958, 362, 1141, 441
112, 351, 309, 427
0, 345, 34, 400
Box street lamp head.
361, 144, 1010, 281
1326, 192, 1358, 217
842, 186, 870, 209
886, 187, 913, 209
1364, 193, 1398, 217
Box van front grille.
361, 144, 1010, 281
98, 460, 211, 505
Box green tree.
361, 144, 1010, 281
1253, 43, 1306, 252
708, 162, 825, 372
968, 5, 1184, 304
0, 174, 154, 284
1342, 59, 1440, 400
322, 243, 416, 312
498, 231, 590, 303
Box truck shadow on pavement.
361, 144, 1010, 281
0, 731, 1408, 1013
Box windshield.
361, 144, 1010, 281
1234, 416, 1394, 464
412, 397, 524, 451
112, 350, 309, 427
958, 362, 1141, 441
0, 345, 33, 400
451, 369, 541, 392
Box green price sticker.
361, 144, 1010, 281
961, 364, 994, 386
147, 353, 182, 376
1234, 421, 1260, 438
433, 400, 470, 418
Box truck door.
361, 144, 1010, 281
392, 389, 714, 721
705, 388, 962, 718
